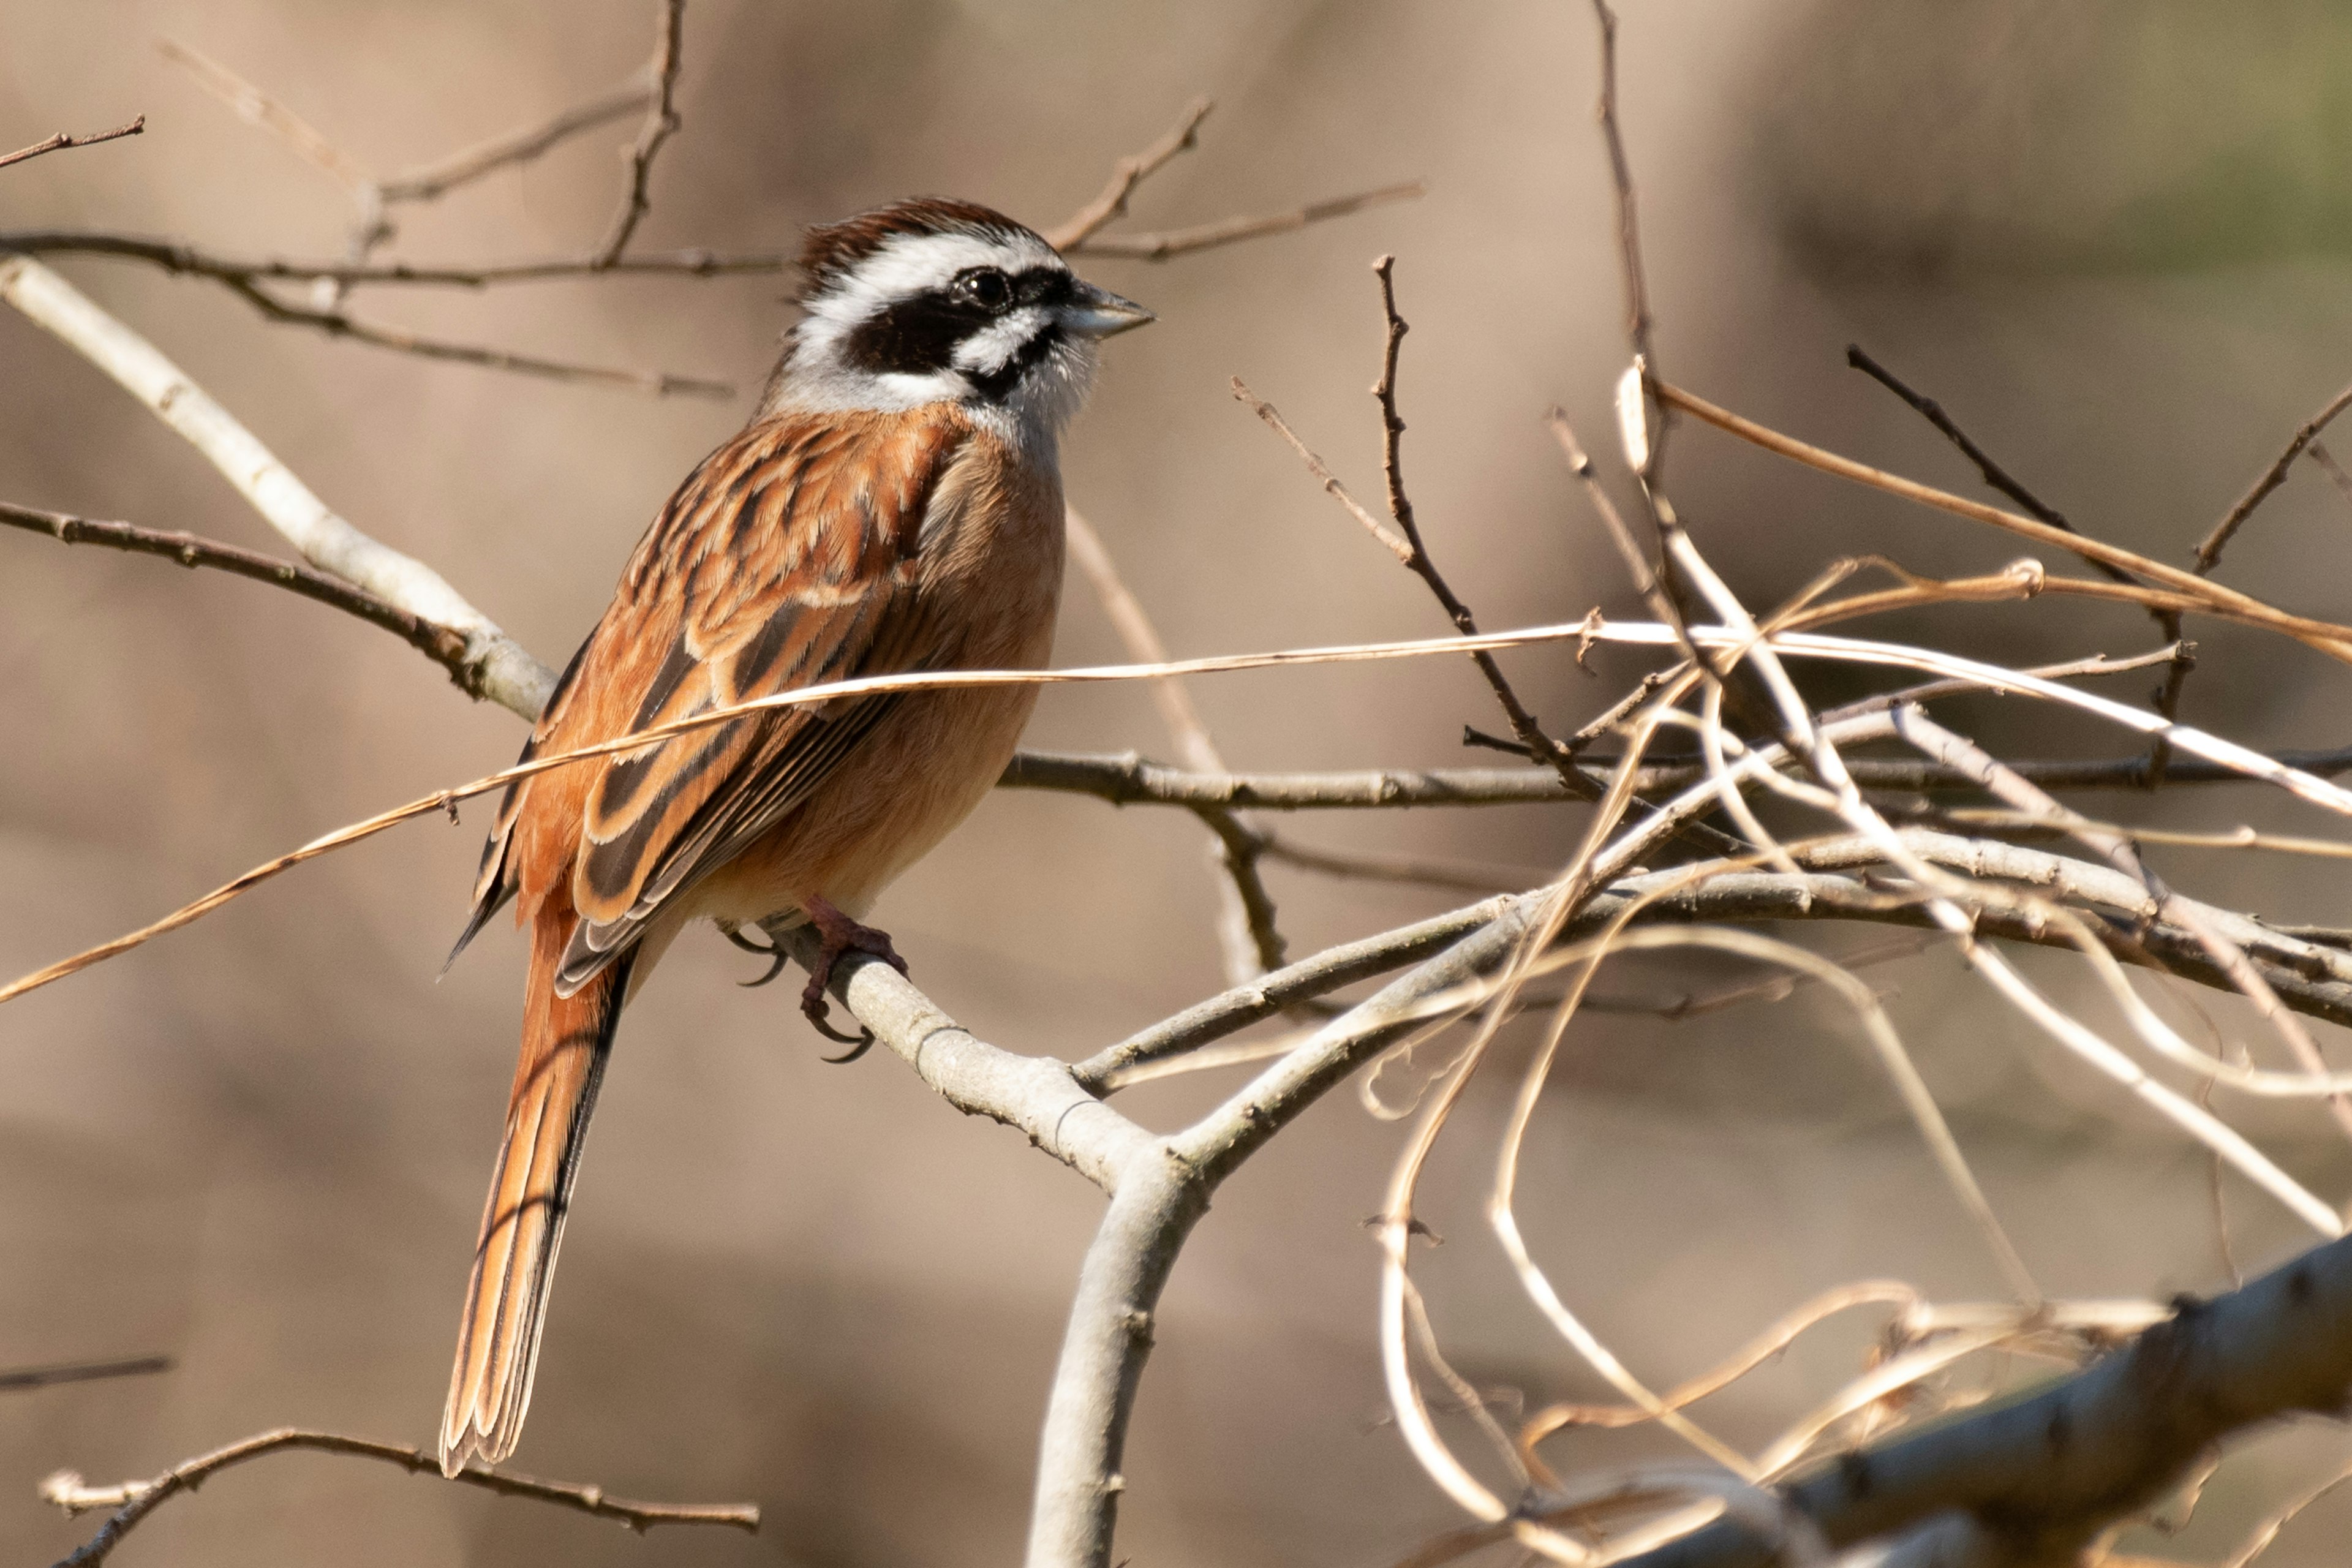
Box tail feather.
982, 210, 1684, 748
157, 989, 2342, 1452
439, 913, 631, 1476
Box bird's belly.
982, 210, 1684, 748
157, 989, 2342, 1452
682, 667, 1045, 929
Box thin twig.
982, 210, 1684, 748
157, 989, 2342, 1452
216, 273, 732, 396
2196, 379, 2352, 573
42, 1427, 756, 1566
1651, 375, 2352, 660
1370, 258, 1588, 794
1065, 181, 1423, 260
0, 232, 792, 287
1044, 97, 1215, 251
0, 502, 476, 686
1588, 1, 1652, 375
1890, 704, 2352, 1144
0, 1355, 170, 1393
379, 77, 653, 202
0, 620, 1630, 1009
1843, 345, 2130, 587
0, 255, 558, 717
0, 116, 144, 173
593, 0, 687, 266
1841, 343, 2196, 777
1231, 377, 1411, 559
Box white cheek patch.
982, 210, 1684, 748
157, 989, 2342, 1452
954, 307, 1050, 375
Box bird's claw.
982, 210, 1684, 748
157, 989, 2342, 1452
796, 897, 908, 1063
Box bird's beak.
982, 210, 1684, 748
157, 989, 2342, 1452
1058, 279, 1155, 338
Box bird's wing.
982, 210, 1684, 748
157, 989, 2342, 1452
452, 405, 979, 990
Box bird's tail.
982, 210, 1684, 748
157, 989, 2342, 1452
439, 910, 631, 1476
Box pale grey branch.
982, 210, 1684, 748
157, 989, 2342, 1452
1614, 1229, 2352, 1568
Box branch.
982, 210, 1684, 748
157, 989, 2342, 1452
1063, 181, 1423, 261
0, 116, 143, 173
1650, 375, 2352, 661
1044, 97, 1215, 251
764, 925, 1156, 1193
1072, 894, 1526, 1091
1843, 344, 2135, 590
212, 271, 733, 396
998, 751, 1570, 810
593, 0, 687, 266
1368, 258, 1591, 793
41, 1427, 756, 1566
1, 502, 476, 687
0, 1355, 170, 1393
2196, 377, 2352, 574
1588, 0, 1654, 375
378, 77, 653, 202
0, 232, 792, 287
0, 255, 558, 718
1610, 1231, 2352, 1568
1843, 342, 2197, 775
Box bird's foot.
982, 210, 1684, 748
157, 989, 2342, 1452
722, 922, 791, 988
799, 897, 908, 1061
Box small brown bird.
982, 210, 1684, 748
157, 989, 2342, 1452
435, 197, 1151, 1475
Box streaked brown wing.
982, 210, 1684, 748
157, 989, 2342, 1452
453, 406, 974, 990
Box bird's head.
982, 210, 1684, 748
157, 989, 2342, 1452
767, 195, 1152, 444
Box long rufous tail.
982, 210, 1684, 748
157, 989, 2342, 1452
439, 909, 631, 1476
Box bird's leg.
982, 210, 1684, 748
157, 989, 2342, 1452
798, 895, 909, 1060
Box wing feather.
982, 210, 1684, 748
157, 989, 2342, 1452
450, 406, 974, 986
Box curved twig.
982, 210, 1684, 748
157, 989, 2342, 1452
42, 1427, 756, 1567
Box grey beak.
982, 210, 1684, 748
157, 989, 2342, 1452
1059, 279, 1155, 338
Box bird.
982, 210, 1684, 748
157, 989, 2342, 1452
434, 195, 1152, 1476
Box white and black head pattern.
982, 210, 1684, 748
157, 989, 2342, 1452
764, 197, 1153, 445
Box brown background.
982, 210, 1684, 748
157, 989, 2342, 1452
9, 1, 2352, 1563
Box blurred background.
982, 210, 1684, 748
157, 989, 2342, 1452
9, 0, 2352, 1562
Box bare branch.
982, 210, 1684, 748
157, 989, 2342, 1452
998, 751, 1570, 811
1844, 344, 2135, 589
767, 925, 1156, 1191
0, 116, 143, 173
1651, 375, 2352, 660
379, 77, 654, 203
1045, 97, 1214, 251
0, 255, 559, 717
0, 1355, 170, 1393
157, 40, 369, 187
1231, 376, 1411, 558
1843, 342, 2197, 778
0, 232, 791, 287
1073, 895, 1526, 1092
1607, 1232, 2352, 1568
213, 271, 733, 396
1588, 0, 1654, 374
1368, 260, 1589, 793
0, 501, 478, 688
593, 0, 687, 266
2196, 377, 2352, 573
1065, 181, 1423, 261
42, 1427, 756, 1566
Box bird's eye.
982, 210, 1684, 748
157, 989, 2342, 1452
954, 267, 1012, 311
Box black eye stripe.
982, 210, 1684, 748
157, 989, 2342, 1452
840, 265, 1076, 395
